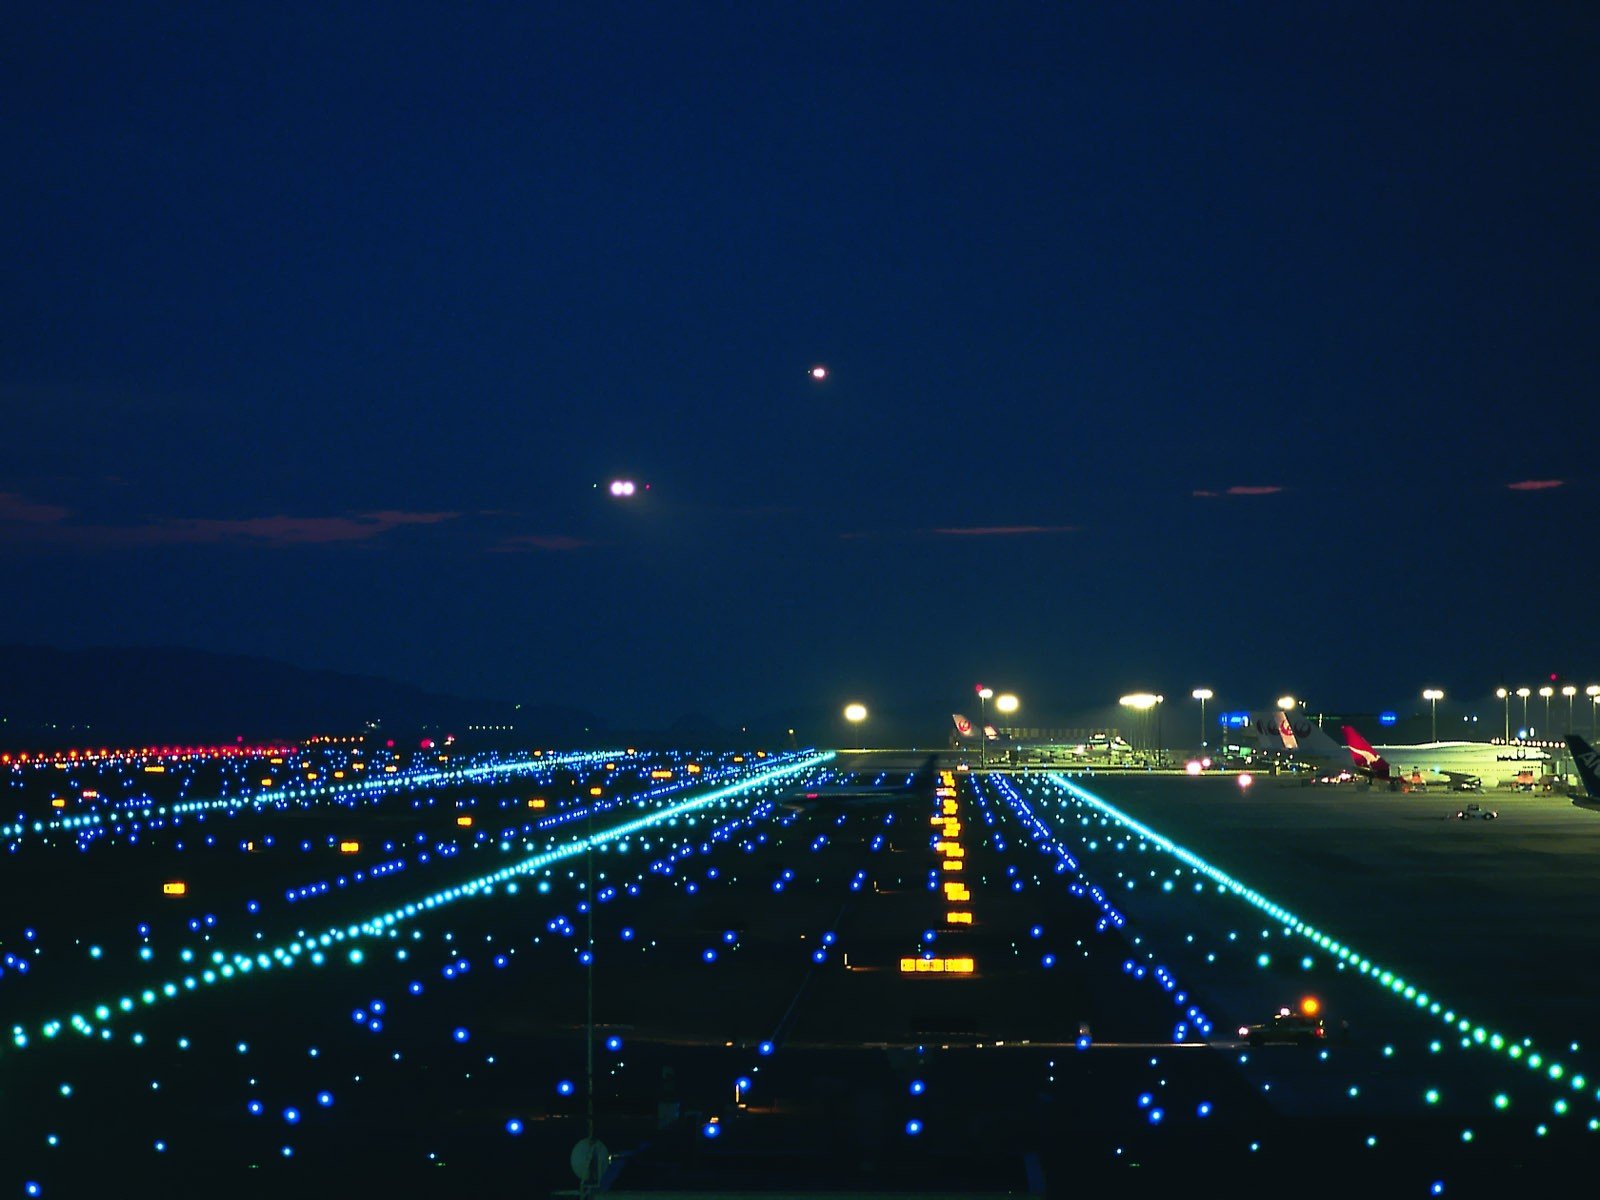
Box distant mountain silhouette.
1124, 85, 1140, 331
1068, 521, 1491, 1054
0, 645, 604, 750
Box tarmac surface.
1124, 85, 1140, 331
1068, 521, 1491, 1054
3, 745, 1598, 1197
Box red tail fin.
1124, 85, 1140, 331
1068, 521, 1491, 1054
1342, 726, 1389, 780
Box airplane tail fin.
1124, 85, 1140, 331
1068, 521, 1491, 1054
1567, 735, 1600, 799
1342, 725, 1391, 782
1251, 710, 1345, 760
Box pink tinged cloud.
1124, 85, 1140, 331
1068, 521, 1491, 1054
491, 533, 592, 552
1506, 479, 1564, 491
0, 508, 462, 548
931, 524, 1079, 537
153, 511, 461, 545
0, 492, 71, 523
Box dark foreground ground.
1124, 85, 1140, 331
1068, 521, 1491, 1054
2, 748, 1597, 1197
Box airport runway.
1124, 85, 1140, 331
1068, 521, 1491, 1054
3, 746, 1596, 1197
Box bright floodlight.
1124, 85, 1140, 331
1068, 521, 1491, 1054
810, 366, 828, 380
1539, 686, 1554, 699
1191, 688, 1213, 701
1562, 685, 1577, 698
1119, 693, 1159, 710
608, 479, 637, 497
1588, 686, 1600, 698
995, 693, 1019, 715
1276, 695, 1296, 711
1423, 689, 1444, 701
843, 703, 868, 723
1516, 687, 1531, 699
976, 686, 993, 700
1496, 687, 1508, 699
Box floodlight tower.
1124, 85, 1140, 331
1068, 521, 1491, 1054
1422, 689, 1444, 743
843, 703, 868, 750
976, 686, 993, 767
1192, 688, 1213, 750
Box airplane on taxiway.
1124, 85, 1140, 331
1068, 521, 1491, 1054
779, 754, 938, 814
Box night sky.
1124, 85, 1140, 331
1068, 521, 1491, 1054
4, 3, 1596, 732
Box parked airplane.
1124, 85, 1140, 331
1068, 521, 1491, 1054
1344, 726, 1550, 791
1246, 711, 1344, 758
1080, 732, 1134, 757
1243, 711, 1551, 790
1566, 735, 1600, 812
779, 754, 938, 813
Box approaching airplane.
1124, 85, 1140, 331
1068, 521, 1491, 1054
1566, 735, 1600, 812
1344, 725, 1550, 791
779, 754, 938, 813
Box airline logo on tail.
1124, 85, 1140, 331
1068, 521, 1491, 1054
1568, 735, 1600, 799
1252, 712, 1315, 750
952, 714, 974, 738
1273, 711, 1299, 750
1343, 726, 1391, 782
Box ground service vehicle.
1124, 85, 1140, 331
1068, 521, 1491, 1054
1239, 1008, 1326, 1046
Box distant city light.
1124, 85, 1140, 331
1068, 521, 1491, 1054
810, 365, 828, 380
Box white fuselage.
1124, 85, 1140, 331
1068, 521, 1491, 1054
1372, 741, 1550, 786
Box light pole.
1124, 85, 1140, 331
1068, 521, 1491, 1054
976, 686, 993, 767
1496, 688, 1509, 745
995, 692, 1019, 732
1422, 689, 1443, 742
1540, 686, 1554, 738
1119, 693, 1159, 759
1517, 688, 1531, 738
1192, 688, 1213, 750
1563, 685, 1577, 735
1588, 686, 1599, 739
843, 702, 867, 751
995, 693, 1019, 766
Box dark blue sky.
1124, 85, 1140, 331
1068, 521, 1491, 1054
3, 3, 1596, 731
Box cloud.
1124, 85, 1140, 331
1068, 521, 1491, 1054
359, 510, 461, 527
841, 523, 1078, 541
149, 511, 461, 545
0, 491, 71, 523
0, 507, 462, 548
490, 533, 593, 553
1506, 479, 1564, 491
1193, 485, 1284, 497
931, 524, 1079, 537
